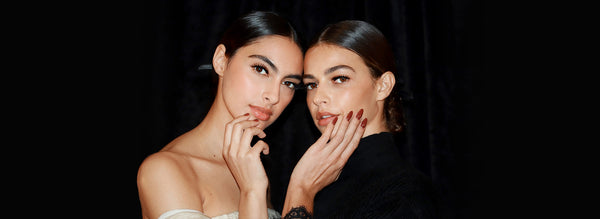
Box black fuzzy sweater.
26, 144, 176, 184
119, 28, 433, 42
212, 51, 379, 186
313, 132, 440, 219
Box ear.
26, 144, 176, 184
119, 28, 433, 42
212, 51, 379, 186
376, 71, 396, 101
212, 44, 227, 76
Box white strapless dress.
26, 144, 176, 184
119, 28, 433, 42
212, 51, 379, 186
158, 208, 281, 219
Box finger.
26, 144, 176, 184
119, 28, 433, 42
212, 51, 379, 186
229, 119, 260, 156
331, 114, 342, 137
333, 109, 364, 155
240, 126, 267, 154
224, 113, 250, 156
313, 116, 338, 149
327, 110, 354, 151
250, 140, 270, 155
339, 117, 367, 163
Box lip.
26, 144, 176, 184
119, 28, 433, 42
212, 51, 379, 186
250, 105, 273, 121
316, 111, 340, 126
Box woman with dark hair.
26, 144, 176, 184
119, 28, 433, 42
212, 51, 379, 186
137, 12, 366, 219
296, 20, 441, 218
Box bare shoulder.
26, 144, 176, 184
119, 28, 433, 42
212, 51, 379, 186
137, 151, 202, 218
138, 151, 182, 178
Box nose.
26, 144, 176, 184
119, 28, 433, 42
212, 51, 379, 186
262, 82, 280, 105
311, 86, 328, 107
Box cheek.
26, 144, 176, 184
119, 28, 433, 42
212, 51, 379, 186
222, 68, 257, 111
333, 89, 355, 107
333, 86, 376, 113
224, 73, 251, 96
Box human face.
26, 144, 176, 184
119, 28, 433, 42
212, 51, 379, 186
220, 35, 303, 128
303, 44, 381, 134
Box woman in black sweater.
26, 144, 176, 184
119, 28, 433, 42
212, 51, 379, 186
294, 20, 440, 218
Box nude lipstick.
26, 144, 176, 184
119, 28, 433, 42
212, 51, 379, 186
317, 111, 339, 126
250, 105, 273, 121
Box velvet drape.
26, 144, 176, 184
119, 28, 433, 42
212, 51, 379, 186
133, 0, 483, 218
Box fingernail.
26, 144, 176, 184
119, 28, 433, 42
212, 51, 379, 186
332, 116, 338, 125
244, 113, 249, 116
346, 111, 353, 121
253, 119, 259, 122
361, 118, 368, 128
356, 109, 364, 119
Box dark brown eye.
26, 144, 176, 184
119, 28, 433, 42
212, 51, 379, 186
253, 65, 268, 75
282, 81, 298, 90
305, 83, 318, 90
333, 76, 349, 83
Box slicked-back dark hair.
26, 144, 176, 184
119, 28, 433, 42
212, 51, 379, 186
218, 11, 301, 58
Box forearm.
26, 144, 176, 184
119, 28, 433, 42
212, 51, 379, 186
238, 189, 268, 219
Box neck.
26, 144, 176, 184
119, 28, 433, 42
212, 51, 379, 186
363, 103, 389, 137
193, 87, 233, 155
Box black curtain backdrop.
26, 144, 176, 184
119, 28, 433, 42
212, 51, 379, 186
127, 0, 484, 218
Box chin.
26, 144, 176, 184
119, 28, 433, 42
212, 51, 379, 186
314, 122, 325, 133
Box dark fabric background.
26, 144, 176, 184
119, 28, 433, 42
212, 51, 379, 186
127, 0, 484, 218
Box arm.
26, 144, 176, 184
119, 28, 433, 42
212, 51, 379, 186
222, 114, 271, 219
282, 109, 368, 218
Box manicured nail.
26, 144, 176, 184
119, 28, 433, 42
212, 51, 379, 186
253, 119, 259, 122
361, 118, 368, 128
346, 111, 353, 121
356, 109, 364, 119
332, 116, 338, 125
244, 113, 249, 116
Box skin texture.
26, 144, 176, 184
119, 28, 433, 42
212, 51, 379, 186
303, 43, 396, 137
137, 35, 302, 219
280, 43, 396, 216
137, 35, 368, 219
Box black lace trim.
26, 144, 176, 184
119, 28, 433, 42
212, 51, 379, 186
283, 206, 312, 219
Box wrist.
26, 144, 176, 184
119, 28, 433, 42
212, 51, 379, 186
288, 177, 317, 198
283, 185, 315, 216
286, 182, 316, 203
241, 187, 267, 197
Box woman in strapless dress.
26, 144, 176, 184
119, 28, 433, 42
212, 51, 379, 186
137, 11, 367, 219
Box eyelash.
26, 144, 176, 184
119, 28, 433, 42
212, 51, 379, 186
251, 64, 268, 75
252, 63, 299, 90
304, 75, 350, 91
282, 81, 299, 90
305, 82, 318, 90
333, 75, 350, 84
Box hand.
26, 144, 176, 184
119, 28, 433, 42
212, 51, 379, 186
223, 113, 270, 193
289, 109, 368, 198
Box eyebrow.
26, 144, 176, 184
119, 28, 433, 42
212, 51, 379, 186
303, 64, 355, 80
249, 55, 278, 73
325, 65, 355, 74
284, 74, 302, 81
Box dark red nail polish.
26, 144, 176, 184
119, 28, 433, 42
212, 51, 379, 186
356, 109, 364, 119
332, 116, 338, 125
346, 111, 353, 121
361, 118, 368, 128
244, 113, 249, 116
